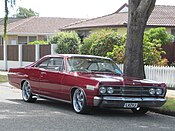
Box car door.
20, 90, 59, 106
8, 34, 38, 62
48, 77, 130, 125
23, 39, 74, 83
37, 57, 65, 98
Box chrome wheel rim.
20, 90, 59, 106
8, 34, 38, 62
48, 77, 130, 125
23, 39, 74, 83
73, 89, 85, 112
22, 81, 31, 101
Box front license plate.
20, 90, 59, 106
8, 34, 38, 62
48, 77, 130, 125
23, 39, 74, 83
124, 103, 138, 108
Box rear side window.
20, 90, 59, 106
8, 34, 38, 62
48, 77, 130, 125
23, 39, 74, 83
36, 57, 64, 71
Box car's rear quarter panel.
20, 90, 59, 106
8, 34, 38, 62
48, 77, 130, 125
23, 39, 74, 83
8, 68, 27, 89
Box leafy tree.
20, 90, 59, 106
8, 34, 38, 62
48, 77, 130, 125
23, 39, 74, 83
124, 0, 156, 79
3, 0, 16, 70
80, 29, 122, 56
4, 0, 16, 38
13, 7, 39, 18
49, 31, 81, 54
144, 27, 174, 45
108, 28, 173, 65
107, 44, 125, 64
143, 28, 174, 65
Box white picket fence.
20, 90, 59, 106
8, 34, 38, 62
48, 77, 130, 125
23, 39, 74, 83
118, 64, 175, 88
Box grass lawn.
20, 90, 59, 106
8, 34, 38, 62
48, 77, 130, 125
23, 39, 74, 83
0, 75, 8, 83
160, 98, 175, 111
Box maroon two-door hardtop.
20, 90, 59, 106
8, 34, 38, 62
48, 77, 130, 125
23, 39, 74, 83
8, 54, 166, 114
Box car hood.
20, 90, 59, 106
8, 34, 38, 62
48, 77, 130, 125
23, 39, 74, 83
76, 72, 164, 87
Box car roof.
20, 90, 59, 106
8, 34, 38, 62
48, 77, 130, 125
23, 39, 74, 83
44, 54, 111, 60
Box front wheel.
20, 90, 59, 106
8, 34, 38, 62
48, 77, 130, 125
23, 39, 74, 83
72, 88, 90, 114
22, 81, 37, 103
131, 107, 149, 115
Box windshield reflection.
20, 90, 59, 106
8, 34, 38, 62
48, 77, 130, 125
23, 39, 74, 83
67, 57, 123, 75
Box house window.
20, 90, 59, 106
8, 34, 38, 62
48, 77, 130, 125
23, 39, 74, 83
18, 36, 38, 44
29, 36, 37, 42
18, 36, 27, 44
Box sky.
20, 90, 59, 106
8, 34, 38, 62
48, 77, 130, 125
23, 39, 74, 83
0, 0, 175, 18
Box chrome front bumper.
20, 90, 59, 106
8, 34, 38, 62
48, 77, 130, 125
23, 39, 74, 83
93, 96, 166, 108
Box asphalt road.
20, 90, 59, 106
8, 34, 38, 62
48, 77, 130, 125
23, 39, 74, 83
0, 83, 175, 131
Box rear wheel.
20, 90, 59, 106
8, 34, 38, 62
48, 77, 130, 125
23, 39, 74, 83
131, 107, 149, 115
72, 88, 90, 114
22, 81, 37, 103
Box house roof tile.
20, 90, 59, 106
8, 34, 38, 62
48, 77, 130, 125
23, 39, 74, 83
0, 17, 82, 35
63, 5, 175, 30
0, 18, 24, 25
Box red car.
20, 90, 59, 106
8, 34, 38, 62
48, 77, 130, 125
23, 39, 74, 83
8, 54, 166, 114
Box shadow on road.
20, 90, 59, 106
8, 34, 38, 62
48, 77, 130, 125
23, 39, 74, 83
1, 98, 149, 118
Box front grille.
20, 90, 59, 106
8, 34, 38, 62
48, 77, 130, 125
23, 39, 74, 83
107, 86, 154, 97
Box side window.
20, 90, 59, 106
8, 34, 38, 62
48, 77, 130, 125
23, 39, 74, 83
47, 58, 64, 71
37, 59, 50, 69
36, 57, 64, 71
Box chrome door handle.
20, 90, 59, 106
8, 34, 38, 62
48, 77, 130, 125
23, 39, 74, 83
41, 72, 47, 75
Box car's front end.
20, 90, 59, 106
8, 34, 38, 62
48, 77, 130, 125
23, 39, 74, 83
94, 80, 166, 109
66, 55, 167, 114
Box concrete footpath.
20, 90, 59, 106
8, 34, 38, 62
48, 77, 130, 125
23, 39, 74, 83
0, 71, 175, 99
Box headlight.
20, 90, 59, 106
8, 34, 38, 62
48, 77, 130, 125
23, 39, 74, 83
107, 87, 114, 94
156, 88, 163, 95
99, 87, 106, 94
149, 88, 156, 95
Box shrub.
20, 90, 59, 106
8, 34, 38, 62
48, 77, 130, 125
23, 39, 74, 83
28, 40, 48, 45
49, 31, 81, 54
108, 28, 172, 65
107, 44, 125, 64
144, 27, 174, 45
80, 29, 122, 56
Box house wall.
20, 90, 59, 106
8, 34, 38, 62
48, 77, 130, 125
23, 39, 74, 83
92, 27, 127, 35
76, 27, 127, 37
7, 35, 18, 45
38, 35, 46, 41
6, 35, 48, 45
77, 27, 173, 38
166, 28, 171, 34
117, 27, 127, 35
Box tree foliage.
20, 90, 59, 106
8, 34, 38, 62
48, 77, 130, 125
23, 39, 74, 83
79, 29, 122, 56
144, 27, 174, 45
4, 0, 16, 38
49, 31, 81, 54
108, 28, 173, 65
28, 40, 48, 45
13, 7, 39, 18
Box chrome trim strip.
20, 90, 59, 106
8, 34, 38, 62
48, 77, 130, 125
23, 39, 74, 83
8, 72, 18, 75
33, 94, 71, 104
102, 96, 166, 102
94, 96, 102, 106
94, 96, 166, 102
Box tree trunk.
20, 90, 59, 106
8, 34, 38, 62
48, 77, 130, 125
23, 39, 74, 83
124, 0, 156, 79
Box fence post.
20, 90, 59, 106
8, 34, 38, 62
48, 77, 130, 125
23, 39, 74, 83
18, 44, 22, 67
51, 44, 57, 55
35, 44, 40, 61
3, 41, 7, 70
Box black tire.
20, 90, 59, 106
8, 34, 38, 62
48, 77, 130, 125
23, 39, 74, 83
72, 88, 91, 114
22, 81, 37, 103
131, 107, 149, 115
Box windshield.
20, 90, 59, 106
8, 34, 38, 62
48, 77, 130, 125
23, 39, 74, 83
67, 57, 123, 75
